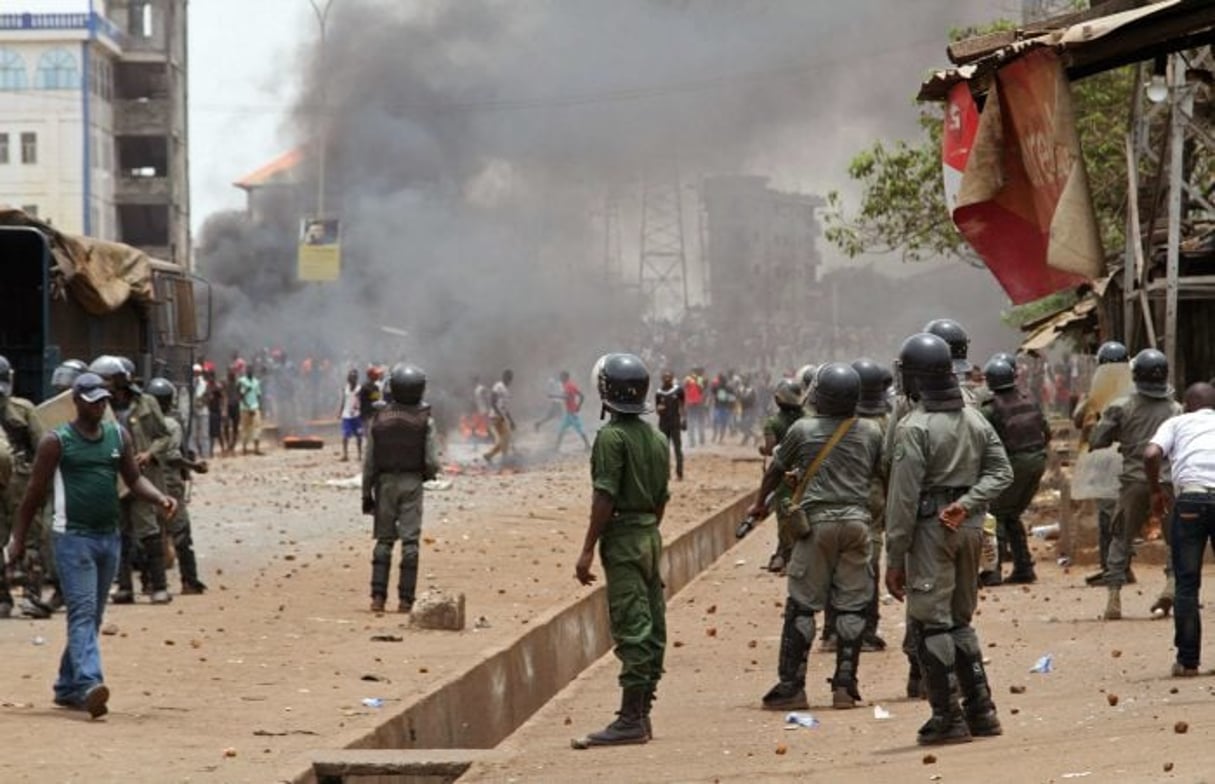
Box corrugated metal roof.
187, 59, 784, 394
918, 0, 1210, 100
233, 149, 302, 190
1019, 296, 1099, 352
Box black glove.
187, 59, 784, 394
362, 496, 375, 515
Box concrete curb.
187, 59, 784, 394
292, 490, 755, 783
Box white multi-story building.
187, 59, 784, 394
0, 1, 189, 263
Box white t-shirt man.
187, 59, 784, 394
1150, 409, 1215, 490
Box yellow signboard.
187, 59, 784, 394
298, 218, 341, 282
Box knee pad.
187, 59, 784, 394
372, 541, 394, 564
833, 609, 866, 642
919, 626, 956, 669
401, 543, 419, 563
784, 597, 816, 646
950, 624, 981, 659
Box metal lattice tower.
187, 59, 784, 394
638, 168, 690, 320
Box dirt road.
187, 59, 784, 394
464, 512, 1210, 783
0, 438, 758, 783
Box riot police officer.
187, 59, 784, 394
362, 364, 438, 614
147, 378, 209, 595
1090, 348, 1181, 620
761, 377, 805, 573
90, 355, 174, 604
885, 333, 1013, 745
0, 355, 52, 618
924, 318, 979, 407
572, 354, 670, 749
982, 358, 1051, 583
1073, 340, 1129, 585
853, 358, 893, 650
749, 363, 883, 711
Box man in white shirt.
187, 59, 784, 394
1145, 382, 1215, 677
483, 370, 515, 466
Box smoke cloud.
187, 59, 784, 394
195, 0, 1016, 397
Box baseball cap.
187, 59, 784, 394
73, 373, 112, 403
192, 363, 203, 373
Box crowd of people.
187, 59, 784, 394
567, 318, 1215, 752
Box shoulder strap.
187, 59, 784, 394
791, 417, 856, 504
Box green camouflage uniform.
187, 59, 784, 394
1090, 393, 1182, 591
885, 403, 1012, 722
115, 392, 172, 595
0, 396, 46, 605
767, 414, 882, 698
591, 415, 670, 691
163, 415, 204, 590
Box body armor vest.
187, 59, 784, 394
990, 389, 1046, 454
372, 404, 429, 473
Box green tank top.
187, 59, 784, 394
51, 421, 123, 534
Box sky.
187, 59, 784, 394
188, 0, 314, 229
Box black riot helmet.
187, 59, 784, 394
991, 352, 1017, 370
389, 364, 427, 405
0, 354, 11, 399
1131, 349, 1170, 398
983, 358, 1017, 392
1097, 341, 1129, 365
598, 353, 650, 415
51, 358, 88, 393
897, 333, 956, 398
772, 378, 803, 410
811, 362, 861, 417
923, 318, 970, 374
146, 377, 176, 413
851, 358, 891, 416
88, 355, 131, 388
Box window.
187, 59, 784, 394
0, 133, 8, 164
0, 49, 26, 91
21, 204, 37, 219
129, 1, 153, 38
21, 132, 37, 165
35, 49, 80, 90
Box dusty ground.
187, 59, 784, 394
0, 431, 758, 784
464, 506, 1213, 783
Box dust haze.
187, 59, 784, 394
195, 0, 1017, 397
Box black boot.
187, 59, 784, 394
370, 540, 393, 605
955, 637, 1003, 737
642, 685, 656, 739
571, 687, 649, 748
763, 598, 813, 710
1003, 518, 1037, 584
398, 551, 419, 611
831, 635, 863, 709
917, 633, 972, 746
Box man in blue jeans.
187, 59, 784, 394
1145, 382, 1215, 677
6, 373, 176, 719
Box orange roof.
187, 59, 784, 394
233, 149, 303, 190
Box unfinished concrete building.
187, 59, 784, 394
108, 0, 189, 264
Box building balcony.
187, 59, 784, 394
0, 12, 125, 51
113, 99, 170, 135
115, 174, 170, 204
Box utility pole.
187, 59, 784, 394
308, 0, 335, 217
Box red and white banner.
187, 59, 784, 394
947, 49, 1104, 304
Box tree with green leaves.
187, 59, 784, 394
824, 29, 1135, 302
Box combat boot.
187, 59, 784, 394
370, 596, 386, 613
570, 687, 649, 749
1004, 521, 1037, 584
830, 631, 863, 709
642, 686, 656, 739
955, 644, 1003, 737
1103, 586, 1122, 620
917, 633, 972, 746
110, 589, 135, 605
764, 598, 814, 710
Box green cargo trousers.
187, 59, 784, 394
907, 518, 983, 631
600, 524, 666, 690
0, 469, 47, 601
372, 473, 425, 603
